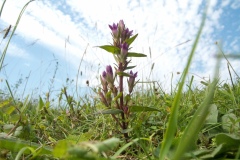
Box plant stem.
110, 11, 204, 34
111, 114, 123, 128
119, 62, 129, 139
119, 63, 124, 110
227, 63, 235, 90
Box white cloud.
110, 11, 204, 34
1, 42, 30, 59
221, 0, 231, 7
231, 0, 240, 9
0, 0, 239, 92
229, 38, 240, 51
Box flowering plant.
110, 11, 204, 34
98, 20, 146, 139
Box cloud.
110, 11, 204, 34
2, 1, 91, 62
231, 0, 240, 9
229, 38, 240, 52
7, 43, 30, 58
1, 0, 239, 93
221, 0, 231, 7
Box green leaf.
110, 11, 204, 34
53, 139, 70, 158
0, 100, 11, 108
130, 106, 161, 112
67, 147, 90, 159
3, 124, 14, 132
112, 138, 140, 159
215, 133, 240, 152
37, 96, 44, 114
113, 92, 123, 101
199, 144, 223, 159
95, 109, 123, 115
205, 104, 218, 124
14, 126, 23, 137
15, 147, 36, 160
200, 81, 209, 86
0, 134, 52, 155
127, 52, 147, 57
124, 94, 131, 102
221, 113, 239, 132
116, 71, 130, 77
184, 149, 211, 159
94, 137, 120, 152
125, 34, 138, 46
77, 132, 94, 142
121, 128, 133, 133
9, 114, 21, 123
126, 65, 136, 70
6, 105, 16, 115
98, 45, 120, 54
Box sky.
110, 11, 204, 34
0, 0, 240, 100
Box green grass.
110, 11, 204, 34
1, 72, 240, 159
1, 1, 240, 160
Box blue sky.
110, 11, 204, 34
0, 0, 240, 99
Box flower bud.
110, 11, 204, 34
106, 65, 114, 84
120, 42, 128, 58
100, 71, 108, 93
109, 23, 118, 39
125, 28, 133, 39
127, 70, 138, 93
118, 20, 125, 33
121, 28, 133, 41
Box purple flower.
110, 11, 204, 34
102, 71, 107, 81
121, 28, 133, 41
109, 23, 118, 38
106, 65, 113, 77
100, 71, 108, 93
106, 65, 114, 85
120, 42, 128, 57
109, 20, 133, 46
125, 28, 133, 38
128, 70, 138, 93
130, 70, 137, 78
118, 20, 125, 33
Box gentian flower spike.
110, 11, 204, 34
109, 23, 118, 39
118, 20, 125, 33
121, 28, 133, 41
106, 65, 114, 85
128, 70, 138, 93
125, 28, 133, 39
120, 42, 128, 59
100, 71, 108, 93
101, 71, 107, 82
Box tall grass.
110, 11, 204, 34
158, 4, 208, 160
0, 1, 240, 160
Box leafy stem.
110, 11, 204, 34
98, 20, 146, 140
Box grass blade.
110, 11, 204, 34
111, 138, 140, 159
173, 79, 218, 159
0, 135, 52, 155
0, 0, 35, 72
0, 0, 7, 17
158, 5, 207, 160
